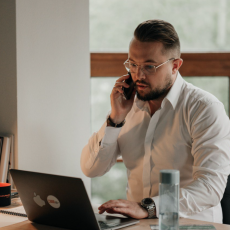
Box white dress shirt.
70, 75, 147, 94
81, 73, 230, 223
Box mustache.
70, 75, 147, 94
134, 80, 150, 87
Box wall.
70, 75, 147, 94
0, 0, 17, 155
0, 0, 91, 193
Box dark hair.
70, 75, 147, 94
134, 20, 180, 56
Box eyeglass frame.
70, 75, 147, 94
123, 57, 176, 75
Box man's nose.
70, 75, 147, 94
136, 66, 146, 80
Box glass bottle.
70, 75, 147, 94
159, 170, 180, 230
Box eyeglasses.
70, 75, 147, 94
124, 58, 175, 75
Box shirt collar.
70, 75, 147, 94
133, 72, 184, 112
162, 72, 184, 109
133, 96, 150, 113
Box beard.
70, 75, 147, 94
135, 75, 173, 101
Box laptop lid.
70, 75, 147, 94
10, 169, 139, 230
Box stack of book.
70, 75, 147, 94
0, 135, 14, 186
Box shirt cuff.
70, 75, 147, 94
101, 126, 122, 147
152, 195, 159, 218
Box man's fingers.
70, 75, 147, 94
105, 208, 117, 214
111, 74, 132, 97
98, 200, 129, 215
114, 81, 130, 88
99, 208, 126, 216
98, 209, 105, 214
98, 200, 148, 219
99, 207, 120, 215
112, 80, 130, 95
109, 207, 130, 216
116, 74, 130, 83
112, 86, 124, 94
99, 199, 128, 210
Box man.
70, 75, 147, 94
81, 20, 230, 223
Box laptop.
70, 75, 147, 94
10, 169, 139, 230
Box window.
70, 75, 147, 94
90, 0, 230, 52
90, 0, 230, 204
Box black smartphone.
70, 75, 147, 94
123, 72, 135, 100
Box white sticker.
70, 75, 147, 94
47, 195, 60, 208
33, 193, 46, 207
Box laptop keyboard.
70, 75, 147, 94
98, 221, 120, 229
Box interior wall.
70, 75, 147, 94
0, 0, 18, 158
0, 0, 90, 193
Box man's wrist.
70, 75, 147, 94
107, 116, 125, 128
140, 198, 156, 219
109, 114, 126, 125
139, 205, 149, 219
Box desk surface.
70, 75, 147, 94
0, 218, 230, 230
1, 199, 230, 230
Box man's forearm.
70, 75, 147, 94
80, 122, 122, 177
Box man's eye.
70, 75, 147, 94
144, 65, 155, 70
130, 63, 137, 67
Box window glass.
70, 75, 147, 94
91, 162, 127, 204
90, 0, 230, 52
91, 76, 229, 203
91, 77, 117, 133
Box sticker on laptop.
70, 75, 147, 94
33, 193, 46, 207
47, 195, 60, 208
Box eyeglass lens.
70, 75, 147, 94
125, 62, 156, 74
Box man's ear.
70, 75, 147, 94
172, 58, 183, 75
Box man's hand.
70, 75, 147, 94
110, 74, 136, 124
98, 199, 148, 219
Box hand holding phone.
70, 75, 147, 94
109, 73, 135, 124
122, 72, 135, 100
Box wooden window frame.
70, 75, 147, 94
91, 53, 230, 77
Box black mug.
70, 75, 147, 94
0, 183, 11, 207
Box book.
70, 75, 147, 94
0, 137, 3, 161
0, 136, 11, 183
7, 135, 14, 187
0, 206, 27, 217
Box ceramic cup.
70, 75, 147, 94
0, 183, 11, 207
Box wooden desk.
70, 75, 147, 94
0, 218, 230, 230
1, 200, 229, 230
